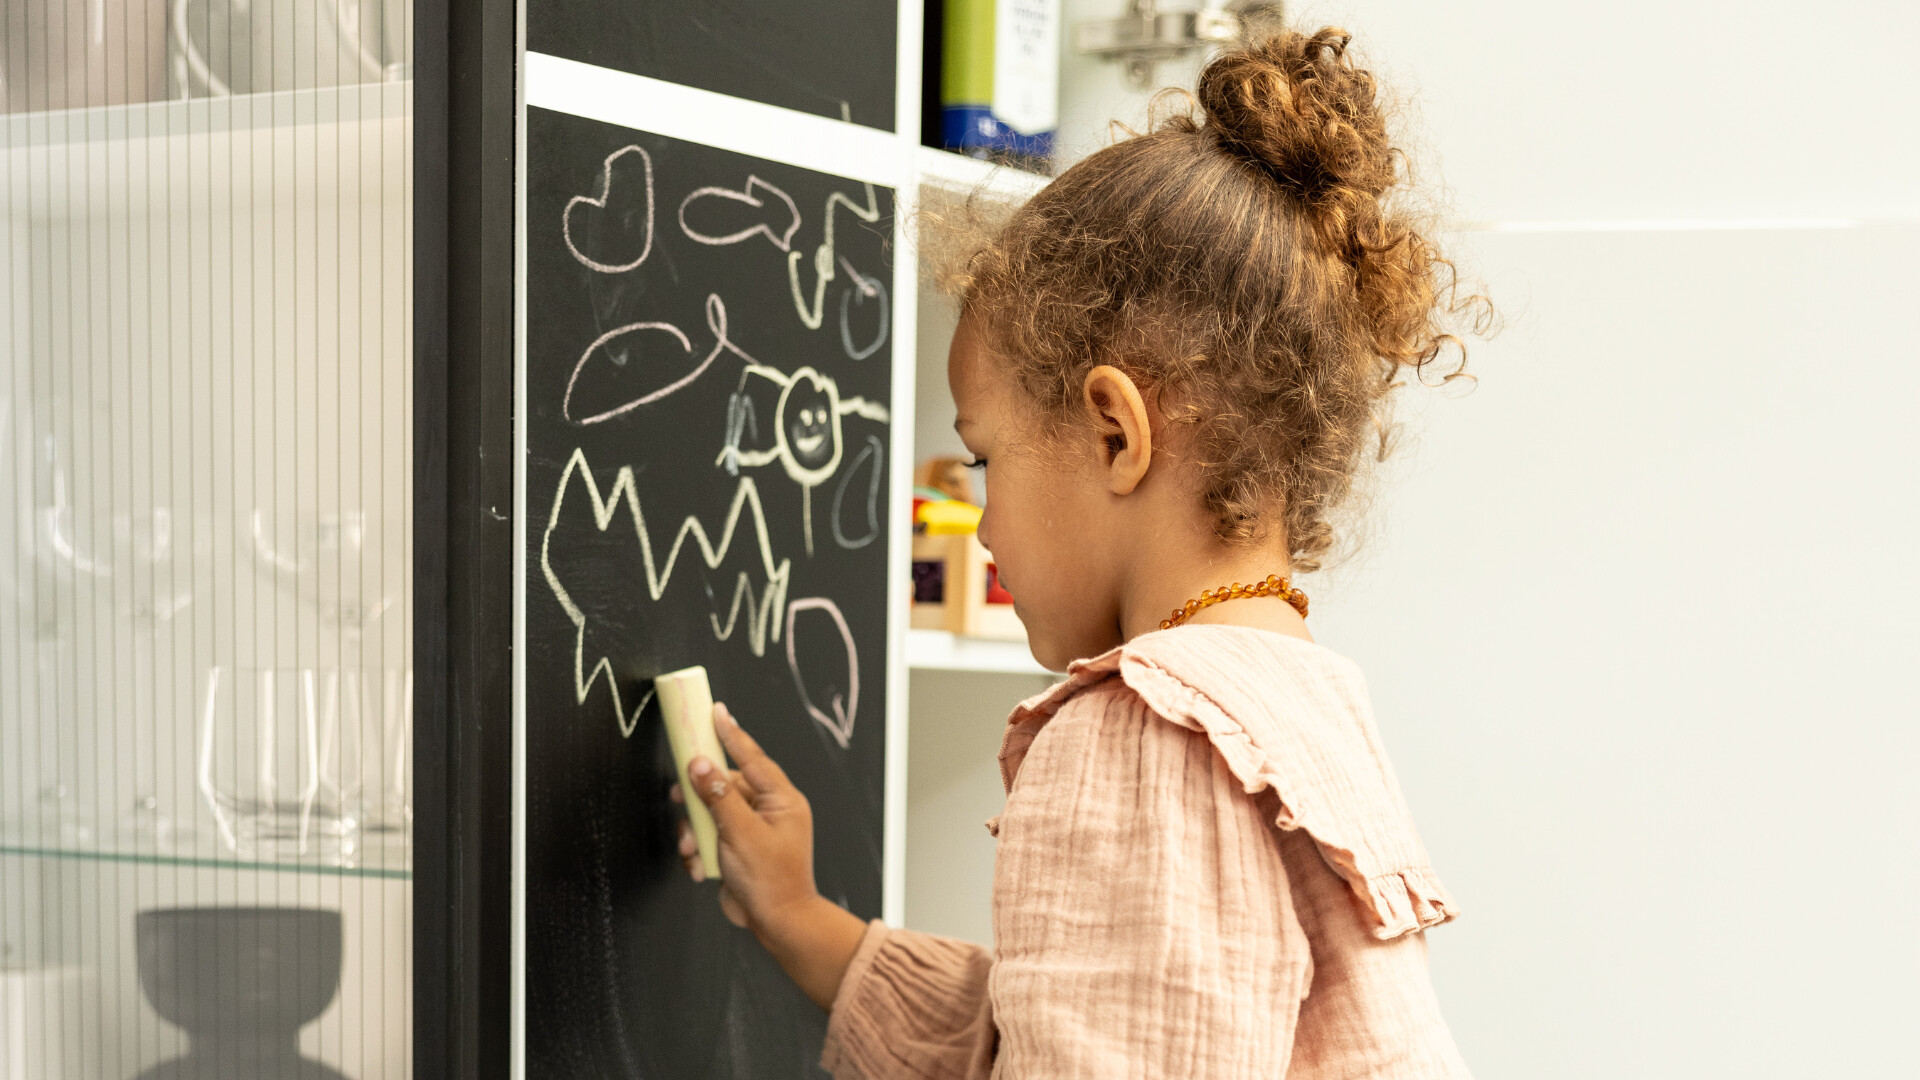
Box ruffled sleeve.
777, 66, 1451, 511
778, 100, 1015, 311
1002, 626, 1458, 941
820, 921, 996, 1079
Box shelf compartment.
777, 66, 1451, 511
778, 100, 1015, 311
906, 628, 1056, 676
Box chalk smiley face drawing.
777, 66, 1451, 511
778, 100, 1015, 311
778, 369, 842, 482
722, 363, 889, 554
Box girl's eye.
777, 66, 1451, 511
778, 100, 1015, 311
963, 457, 987, 471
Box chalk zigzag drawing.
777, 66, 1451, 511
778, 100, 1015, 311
542, 447, 792, 737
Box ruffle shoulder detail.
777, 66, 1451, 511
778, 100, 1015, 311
1001, 626, 1457, 941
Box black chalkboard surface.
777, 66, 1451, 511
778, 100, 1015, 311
529, 0, 899, 132
524, 106, 894, 1078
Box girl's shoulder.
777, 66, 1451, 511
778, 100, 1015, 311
998, 624, 1457, 940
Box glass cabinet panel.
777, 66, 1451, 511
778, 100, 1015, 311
2, 3, 414, 1076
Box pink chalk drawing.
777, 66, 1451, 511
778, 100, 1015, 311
784, 597, 859, 749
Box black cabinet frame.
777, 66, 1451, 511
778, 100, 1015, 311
415, 0, 518, 1076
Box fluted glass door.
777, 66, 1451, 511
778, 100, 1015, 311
1, 2, 415, 1076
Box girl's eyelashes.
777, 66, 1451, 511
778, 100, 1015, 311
963, 457, 987, 471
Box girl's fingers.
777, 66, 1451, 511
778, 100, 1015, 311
713, 703, 793, 795
688, 755, 758, 837
677, 822, 696, 858
728, 767, 759, 801
669, 783, 684, 805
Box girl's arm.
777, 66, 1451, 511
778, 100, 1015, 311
679, 707, 998, 1080
676, 705, 867, 1010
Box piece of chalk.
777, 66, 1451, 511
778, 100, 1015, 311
655, 665, 727, 880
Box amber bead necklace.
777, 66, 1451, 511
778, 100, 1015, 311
1159, 573, 1308, 630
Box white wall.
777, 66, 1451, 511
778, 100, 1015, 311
1284, 3, 1920, 1075
1310, 224, 1919, 1077
908, 3, 1919, 1076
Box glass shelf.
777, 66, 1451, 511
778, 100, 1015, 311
0, 827, 411, 880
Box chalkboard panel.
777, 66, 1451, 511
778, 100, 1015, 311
524, 106, 894, 1079
528, 0, 899, 132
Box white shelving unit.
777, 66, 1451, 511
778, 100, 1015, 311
899, 149, 1050, 679
895, 149, 1060, 944
906, 628, 1055, 675
914, 145, 1052, 201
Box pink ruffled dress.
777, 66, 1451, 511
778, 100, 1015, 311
821, 625, 1473, 1078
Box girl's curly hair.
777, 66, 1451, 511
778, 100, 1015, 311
950, 27, 1491, 572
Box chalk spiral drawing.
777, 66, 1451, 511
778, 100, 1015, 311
542, 447, 793, 737
836, 255, 889, 361
678, 175, 802, 252
562, 321, 694, 425
785, 597, 859, 748
718, 363, 889, 555
789, 184, 882, 330
564, 293, 766, 426
564, 145, 656, 274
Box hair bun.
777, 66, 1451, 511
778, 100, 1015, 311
1197, 28, 1395, 205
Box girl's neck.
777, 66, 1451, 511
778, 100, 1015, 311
1119, 549, 1314, 645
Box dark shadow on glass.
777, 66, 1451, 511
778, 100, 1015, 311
134, 907, 349, 1080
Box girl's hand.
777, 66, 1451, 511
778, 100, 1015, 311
670, 703, 818, 932
668, 702, 869, 1011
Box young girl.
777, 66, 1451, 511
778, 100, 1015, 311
675, 26, 1481, 1078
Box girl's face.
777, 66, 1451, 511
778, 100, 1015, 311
948, 315, 1123, 670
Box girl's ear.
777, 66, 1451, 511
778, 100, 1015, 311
1081, 365, 1153, 495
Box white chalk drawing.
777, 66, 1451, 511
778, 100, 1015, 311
785, 597, 859, 748
678, 175, 802, 252
836, 255, 889, 361
542, 447, 792, 737
562, 293, 756, 425
830, 435, 884, 550
565, 145, 657, 274
789, 184, 882, 330
718, 363, 890, 555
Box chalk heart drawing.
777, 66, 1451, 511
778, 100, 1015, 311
785, 597, 859, 748
678, 175, 801, 252
542, 447, 791, 737
565, 145, 656, 274
837, 256, 889, 362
